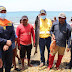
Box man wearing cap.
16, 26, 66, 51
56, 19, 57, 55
35, 9, 52, 67
16, 16, 35, 70
47, 13, 71, 72
0, 6, 15, 72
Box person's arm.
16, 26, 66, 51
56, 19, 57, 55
50, 24, 55, 40
10, 24, 15, 43
16, 26, 20, 49
50, 24, 54, 35
15, 34, 18, 47
67, 26, 71, 47
67, 25, 71, 52
0, 38, 7, 45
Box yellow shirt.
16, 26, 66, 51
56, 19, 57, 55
39, 18, 52, 38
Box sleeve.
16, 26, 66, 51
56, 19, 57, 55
49, 19, 52, 28
16, 26, 20, 46
31, 25, 35, 43
0, 27, 7, 45
10, 24, 15, 43
0, 38, 7, 45
50, 24, 54, 35
67, 25, 71, 48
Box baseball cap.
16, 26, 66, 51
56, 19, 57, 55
40, 9, 46, 14
0, 6, 6, 12
21, 16, 28, 20
58, 13, 66, 18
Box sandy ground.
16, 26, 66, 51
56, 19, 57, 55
10, 24, 72, 72
11, 45, 72, 72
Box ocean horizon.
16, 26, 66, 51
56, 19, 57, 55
6, 11, 72, 24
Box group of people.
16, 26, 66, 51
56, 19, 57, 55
0, 6, 72, 72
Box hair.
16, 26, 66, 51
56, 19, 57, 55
20, 19, 22, 23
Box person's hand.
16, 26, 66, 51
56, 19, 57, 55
3, 45, 9, 51
18, 46, 21, 50
34, 48, 37, 55
6, 40, 12, 46
66, 48, 70, 52
52, 34, 55, 41
33, 43, 35, 47
0, 58, 3, 68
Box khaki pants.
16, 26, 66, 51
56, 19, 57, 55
50, 45, 65, 56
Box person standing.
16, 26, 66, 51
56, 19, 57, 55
35, 9, 52, 67
47, 13, 71, 72
0, 6, 15, 72
16, 16, 35, 70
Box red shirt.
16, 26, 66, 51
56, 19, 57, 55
16, 24, 35, 46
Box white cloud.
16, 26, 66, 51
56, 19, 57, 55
0, 0, 72, 11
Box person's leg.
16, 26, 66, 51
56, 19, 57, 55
47, 46, 58, 72
0, 67, 3, 72
69, 41, 72, 67
4, 48, 13, 72
26, 44, 32, 66
56, 47, 65, 69
20, 44, 26, 70
15, 48, 21, 64
12, 48, 21, 71
12, 48, 16, 69
46, 37, 51, 64
39, 38, 45, 67
68, 47, 72, 68
70, 48, 72, 67
16, 55, 20, 60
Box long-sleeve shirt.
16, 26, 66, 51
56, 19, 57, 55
0, 19, 15, 58
50, 21, 71, 48
16, 24, 35, 46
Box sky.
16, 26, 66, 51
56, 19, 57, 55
0, 0, 72, 12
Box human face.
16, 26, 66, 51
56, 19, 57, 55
22, 19, 28, 26
58, 17, 66, 24
40, 13, 46, 19
0, 10, 6, 20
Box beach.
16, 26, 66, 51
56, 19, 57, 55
10, 24, 72, 72
11, 45, 71, 72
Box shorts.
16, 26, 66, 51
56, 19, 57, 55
20, 44, 32, 59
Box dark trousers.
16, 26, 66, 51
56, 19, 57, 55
69, 40, 72, 67
0, 48, 12, 72
39, 37, 51, 64
69, 46, 72, 67
20, 44, 32, 59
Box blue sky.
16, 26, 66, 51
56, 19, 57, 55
0, 0, 72, 12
